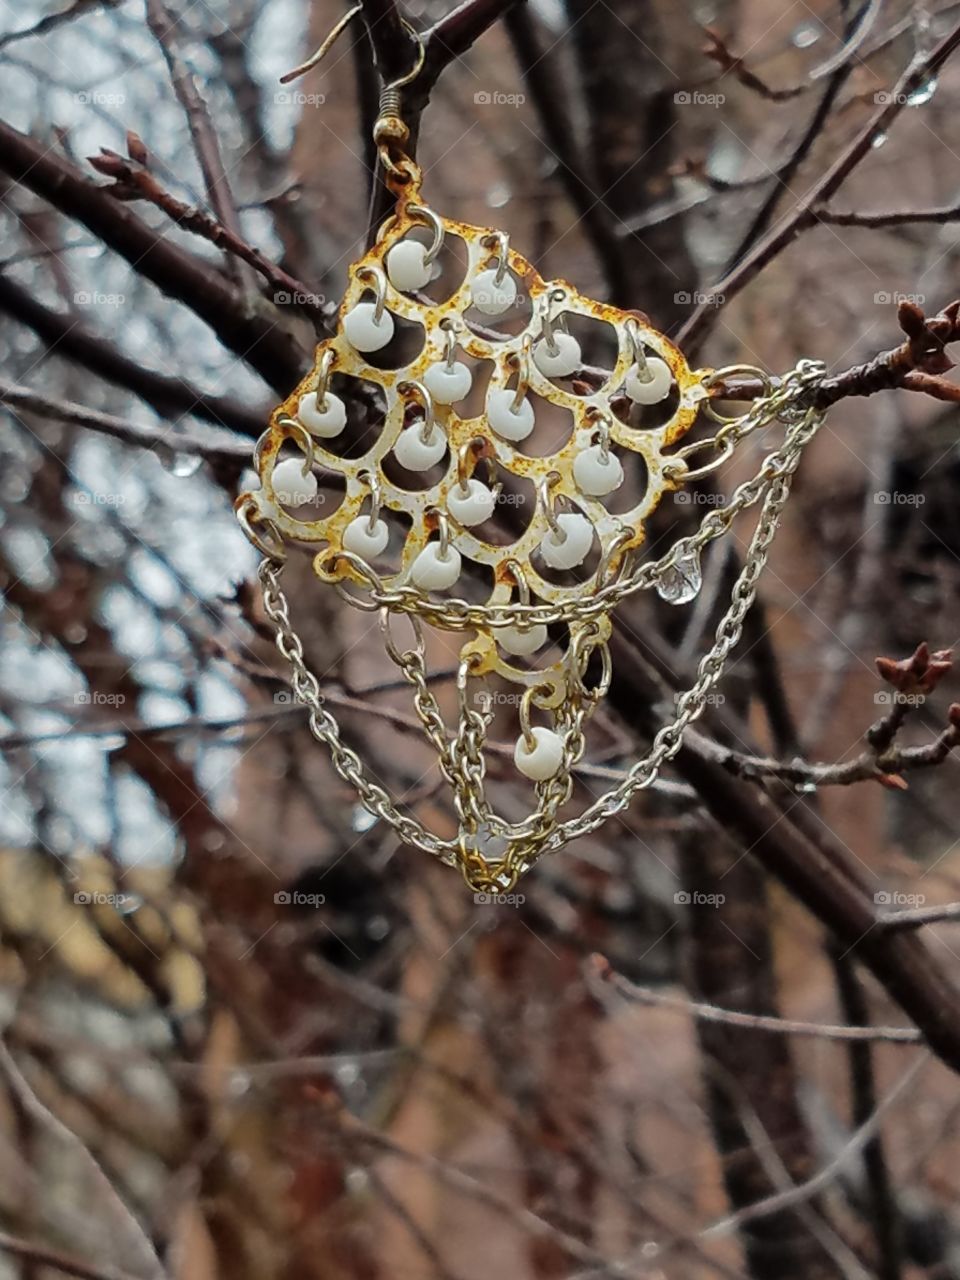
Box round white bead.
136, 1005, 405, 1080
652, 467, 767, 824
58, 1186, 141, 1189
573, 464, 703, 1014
386, 240, 431, 292
471, 268, 517, 316
447, 478, 496, 527
539, 512, 594, 570
271, 457, 317, 507
343, 301, 394, 353
487, 387, 535, 442
342, 515, 389, 558
410, 543, 461, 591
514, 726, 565, 781
625, 356, 672, 404
297, 390, 346, 438
423, 360, 472, 404
393, 426, 446, 471
533, 332, 581, 378
498, 624, 548, 656
573, 445, 624, 496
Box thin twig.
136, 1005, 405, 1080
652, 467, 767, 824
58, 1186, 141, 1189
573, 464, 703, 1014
678, 17, 960, 349
587, 956, 922, 1044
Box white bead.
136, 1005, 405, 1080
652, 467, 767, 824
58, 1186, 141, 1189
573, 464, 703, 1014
625, 356, 672, 404
410, 543, 461, 591
539, 512, 594, 570
533, 332, 581, 378
297, 390, 346, 438
343, 301, 394, 353
447, 478, 496, 527
487, 387, 535, 442
271, 457, 317, 507
386, 240, 431, 292
498, 624, 548, 656
573, 445, 624, 496
342, 515, 389, 558
514, 726, 565, 781
471, 268, 517, 316
393, 426, 446, 471
423, 360, 472, 404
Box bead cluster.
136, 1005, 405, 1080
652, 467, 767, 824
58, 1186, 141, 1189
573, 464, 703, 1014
242, 189, 702, 785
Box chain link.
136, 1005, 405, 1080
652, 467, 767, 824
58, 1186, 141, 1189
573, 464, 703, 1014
254, 361, 827, 888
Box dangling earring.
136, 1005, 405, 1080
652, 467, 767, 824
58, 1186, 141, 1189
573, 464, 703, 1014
236, 17, 829, 894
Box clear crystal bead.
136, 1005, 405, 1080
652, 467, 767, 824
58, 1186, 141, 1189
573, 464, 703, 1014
655, 551, 702, 604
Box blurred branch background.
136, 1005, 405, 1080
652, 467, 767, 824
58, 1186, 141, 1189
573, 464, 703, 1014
3, 1, 960, 1277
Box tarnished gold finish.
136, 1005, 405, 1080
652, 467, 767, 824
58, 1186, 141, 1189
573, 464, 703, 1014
243, 164, 706, 621
237, 131, 830, 890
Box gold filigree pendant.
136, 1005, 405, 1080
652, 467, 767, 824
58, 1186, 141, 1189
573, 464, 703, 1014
236, 43, 828, 892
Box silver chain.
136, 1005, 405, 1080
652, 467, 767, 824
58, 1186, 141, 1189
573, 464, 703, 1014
255, 361, 827, 888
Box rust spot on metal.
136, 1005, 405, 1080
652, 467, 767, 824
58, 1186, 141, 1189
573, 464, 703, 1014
238, 164, 709, 616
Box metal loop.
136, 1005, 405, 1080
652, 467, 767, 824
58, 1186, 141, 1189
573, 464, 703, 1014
357, 264, 389, 322
625, 317, 650, 380
236, 498, 286, 562
397, 378, 436, 442
508, 338, 531, 412
440, 316, 460, 368
702, 364, 773, 425
315, 348, 335, 408
275, 415, 317, 475
408, 203, 445, 265
538, 287, 567, 356
359, 469, 382, 531
480, 230, 510, 286
536, 473, 564, 539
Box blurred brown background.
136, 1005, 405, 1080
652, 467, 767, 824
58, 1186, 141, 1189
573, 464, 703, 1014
2, 1, 960, 1277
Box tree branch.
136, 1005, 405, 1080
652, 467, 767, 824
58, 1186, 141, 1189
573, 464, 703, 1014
678, 16, 960, 351
0, 118, 308, 395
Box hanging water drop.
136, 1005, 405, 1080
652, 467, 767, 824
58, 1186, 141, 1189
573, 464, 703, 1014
871, 131, 888, 150
791, 20, 821, 48
655, 550, 702, 605
169, 451, 203, 478
351, 803, 378, 833
463, 821, 508, 861
907, 73, 938, 106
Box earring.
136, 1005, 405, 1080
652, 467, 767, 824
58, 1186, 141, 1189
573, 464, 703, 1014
236, 18, 829, 894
